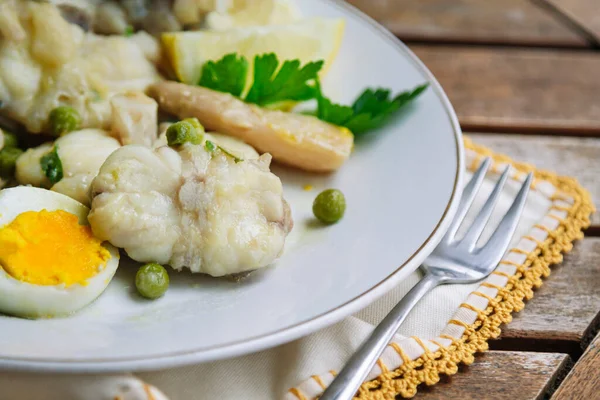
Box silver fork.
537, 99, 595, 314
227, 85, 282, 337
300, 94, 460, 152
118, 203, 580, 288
320, 157, 533, 400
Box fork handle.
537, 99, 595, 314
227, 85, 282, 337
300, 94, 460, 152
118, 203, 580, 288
319, 272, 442, 400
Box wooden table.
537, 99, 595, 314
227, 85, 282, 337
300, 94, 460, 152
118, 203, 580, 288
347, 1, 600, 398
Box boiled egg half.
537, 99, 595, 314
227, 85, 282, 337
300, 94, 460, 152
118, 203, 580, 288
0, 186, 119, 318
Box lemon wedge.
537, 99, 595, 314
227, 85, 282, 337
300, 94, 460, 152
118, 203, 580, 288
162, 17, 345, 86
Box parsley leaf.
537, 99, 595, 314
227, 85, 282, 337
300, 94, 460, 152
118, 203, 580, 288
315, 80, 353, 126
218, 145, 243, 163
205, 139, 242, 162
199, 54, 248, 98
317, 83, 429, 135
40, 146, 63, 184
245, 53, 323, 106
197, 52, 322, 107
124, 25, 134, 37
204, 139, 217, 153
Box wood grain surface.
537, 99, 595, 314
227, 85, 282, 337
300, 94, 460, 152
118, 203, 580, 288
552, 331, 600, 399
415, 351, 569, 399
469, 134, 600, 226
345, 0, 588, 47
411, 46, 600, 135
343, 0, 600, 397
546, 0, 600, 43
490, 239, 600, 356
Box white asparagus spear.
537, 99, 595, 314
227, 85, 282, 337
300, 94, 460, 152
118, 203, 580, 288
149, 81, 353, 172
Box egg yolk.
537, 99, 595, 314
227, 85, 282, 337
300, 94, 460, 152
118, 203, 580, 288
0, 209, 111, 286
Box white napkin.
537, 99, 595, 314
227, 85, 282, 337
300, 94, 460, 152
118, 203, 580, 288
0, 151, 556, 400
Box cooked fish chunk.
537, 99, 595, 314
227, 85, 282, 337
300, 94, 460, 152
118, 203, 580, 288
0, 1, 161, 134
149, 81, 353, 172
15, 129, 121, 205
88, 143, 293, 277
0, 1, 26, 42
31, 2, 79, 67
110, 92, 158, 147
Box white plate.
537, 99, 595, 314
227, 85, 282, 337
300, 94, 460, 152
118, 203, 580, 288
0, 0, 463, 372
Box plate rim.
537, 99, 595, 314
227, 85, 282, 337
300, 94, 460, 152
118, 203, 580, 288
0, 0, 464, 373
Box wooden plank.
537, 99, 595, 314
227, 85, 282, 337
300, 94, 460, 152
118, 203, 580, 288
489, 238, 600, 356
345, 0, 588, 47
469, 134, 600, 226
546, 0, 600, 43
415, 351, 569, 399
411, 46, 600, 135
552, 331, 600, 399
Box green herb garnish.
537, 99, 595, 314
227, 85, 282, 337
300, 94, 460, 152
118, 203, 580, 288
197, 52, 428, 135
217, 145, 242, 163
40, 146, 63, 184
198, 52, 322, 107
199, 54, 248, 98
124, 25, 134, 37
91, 89, 102, 102
205, 139, 242, 162
204, 140, 216, 152
245, 54, 323, 106
317, 82, 429, 135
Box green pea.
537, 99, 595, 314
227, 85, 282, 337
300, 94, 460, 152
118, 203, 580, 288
182, 117, 204, 133
48, 106, 81, 136
312, 189, 346, 224
166, 120, 204, 146
2, 130, 18, 148
0, 147, 23, 179
135, 263, 169, 299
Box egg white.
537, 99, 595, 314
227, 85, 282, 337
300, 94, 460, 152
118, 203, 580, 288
0, 186, 119, 318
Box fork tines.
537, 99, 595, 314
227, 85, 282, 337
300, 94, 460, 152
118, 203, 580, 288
448, 158, 533, 258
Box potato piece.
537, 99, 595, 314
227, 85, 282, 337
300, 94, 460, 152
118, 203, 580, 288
15, 130, 121, 205
149, 81, 353, 172
15, 143, 53, 189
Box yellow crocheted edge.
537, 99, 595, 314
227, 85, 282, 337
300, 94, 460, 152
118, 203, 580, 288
351, 136, 595, 399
